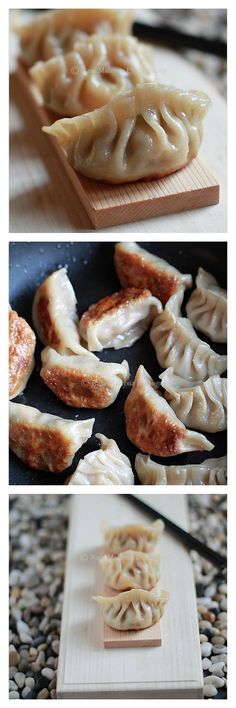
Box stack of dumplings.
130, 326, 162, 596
16, 9, 211, 185
93, 519, 169, 631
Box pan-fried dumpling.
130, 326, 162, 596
125, 365, 214, 456
67, 434, 134, 485
150, 289, 227, 381
102, 519, 164, 554
114, 242, 192, 305
100, 549, 160, 591
186, 267, 227, 343
32, 267, 84, 355
9, 309, 36, 399
135, 453, 227, 486
40, 346, 130, 408
16, 9, 134, 66
93, 588, 169, 630
43, 83, 210, 185
9, 402, 94, 473
79, 288, 162, 351
30, 35, 155, 117
160, 368, 227, 433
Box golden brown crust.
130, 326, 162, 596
115, 250, 179, 306
40, 366, 111, 408
124, 386, 185, 456
9, 310, 36, 398
35, 287, 61, 348
80, 287, 151, 327
9, 422, 73, 472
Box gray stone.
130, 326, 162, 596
14, 672, 25, 689
41, 667, 55, 680
200, 641, 212, 657
203, 685, 217, 697
36, 688, 49, 699
9, 691, 20, 699
204, 676, 225, 688
9, 646, 19, 667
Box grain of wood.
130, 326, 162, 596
12, 62, 219, 230
56, 494, 203, 698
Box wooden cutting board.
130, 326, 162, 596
9, 16, 226, 233
57, 494, 203, 699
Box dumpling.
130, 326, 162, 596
114, 242, 192, 305
29, 35, 155, 117
16, 9, 134, 66
150, 289, 227, 381
9, 309, 36, 399
79, 288, 162, 351
93, 588, 169, 630
186, 267, 227, 343
135, 453, 227, 486
9, 402, 94, 473
102, 519, 164, 554
160, 368, 227, 433
40, 346, 130, 408
43, 83, 210, 185
124, 365, 214, 456
67, 434, 134, 485
100, 549, 160, 591
32, 267, 84, 354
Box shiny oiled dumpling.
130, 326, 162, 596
40, 346, 130, 408
43, 83, 210, 184
30, 35, 155, 117
102, 519, 164, 554
114, 242, 192, 305
16, 9, 134, 66
124, 365, 214, 456
150, 289, 227, 381
93, 588, 169, 630
9, 402, 94, 473
79, 288, 162, 351
100, 549, 160, 591
186, 267, 227, 343
9, 309, 36, 399
67, 434, 134, 485
32, 267, 83, 355
160, 368, 227, 433
135, 453, 227, 486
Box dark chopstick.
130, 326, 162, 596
123, 495, 226, 569
133, 22, 227, 59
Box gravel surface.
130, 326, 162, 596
9, 494, 227, 699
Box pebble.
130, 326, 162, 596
212, 635, 226, 645
199, 634, 208, 643
9, 680, 18, 691
203, 685, 217, 697
21, 686, 33, 698
25, 677, 35, 688
211, 654, 227, 665
41, 667, 55, 680
204, 675, 225, 688
202, 658, 211, 670
9, 646, 19, 666
14, 671, 25, 688
212, 645, 227, 654
9, 666, 17, 679
36, 688, 49, 699
209, 662, 225, 673
52, 639, 60, 655
200, 641, 212, 657
9, 691, 20, 699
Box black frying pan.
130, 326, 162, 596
9, 241, 227, 485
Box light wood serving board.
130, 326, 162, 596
57, 494, 203, 699
13, 61, 219, 230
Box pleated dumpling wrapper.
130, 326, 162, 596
124, 365, 214, 456
114, 241, 192, 305
135, 454, 227, 486
9, 309, 36, 399
100, 549, 160, 591
9, 402, 94, 473
102, 518, 164, 554
67, 434, 134, 485
79, 287, 162, 351
186, 267, 227, 343
29, 34, 155, 117
93, 588, 169, 630
40, 346, 130, 409
43, 83, 211, 184
16, 9, 134, 66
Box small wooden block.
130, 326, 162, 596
15, 61, 220, 230
102, 584, 162, 649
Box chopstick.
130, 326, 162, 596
133, 22, 227, 59
123, 495, 226, 569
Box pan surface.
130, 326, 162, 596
9, 241, 227, 485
